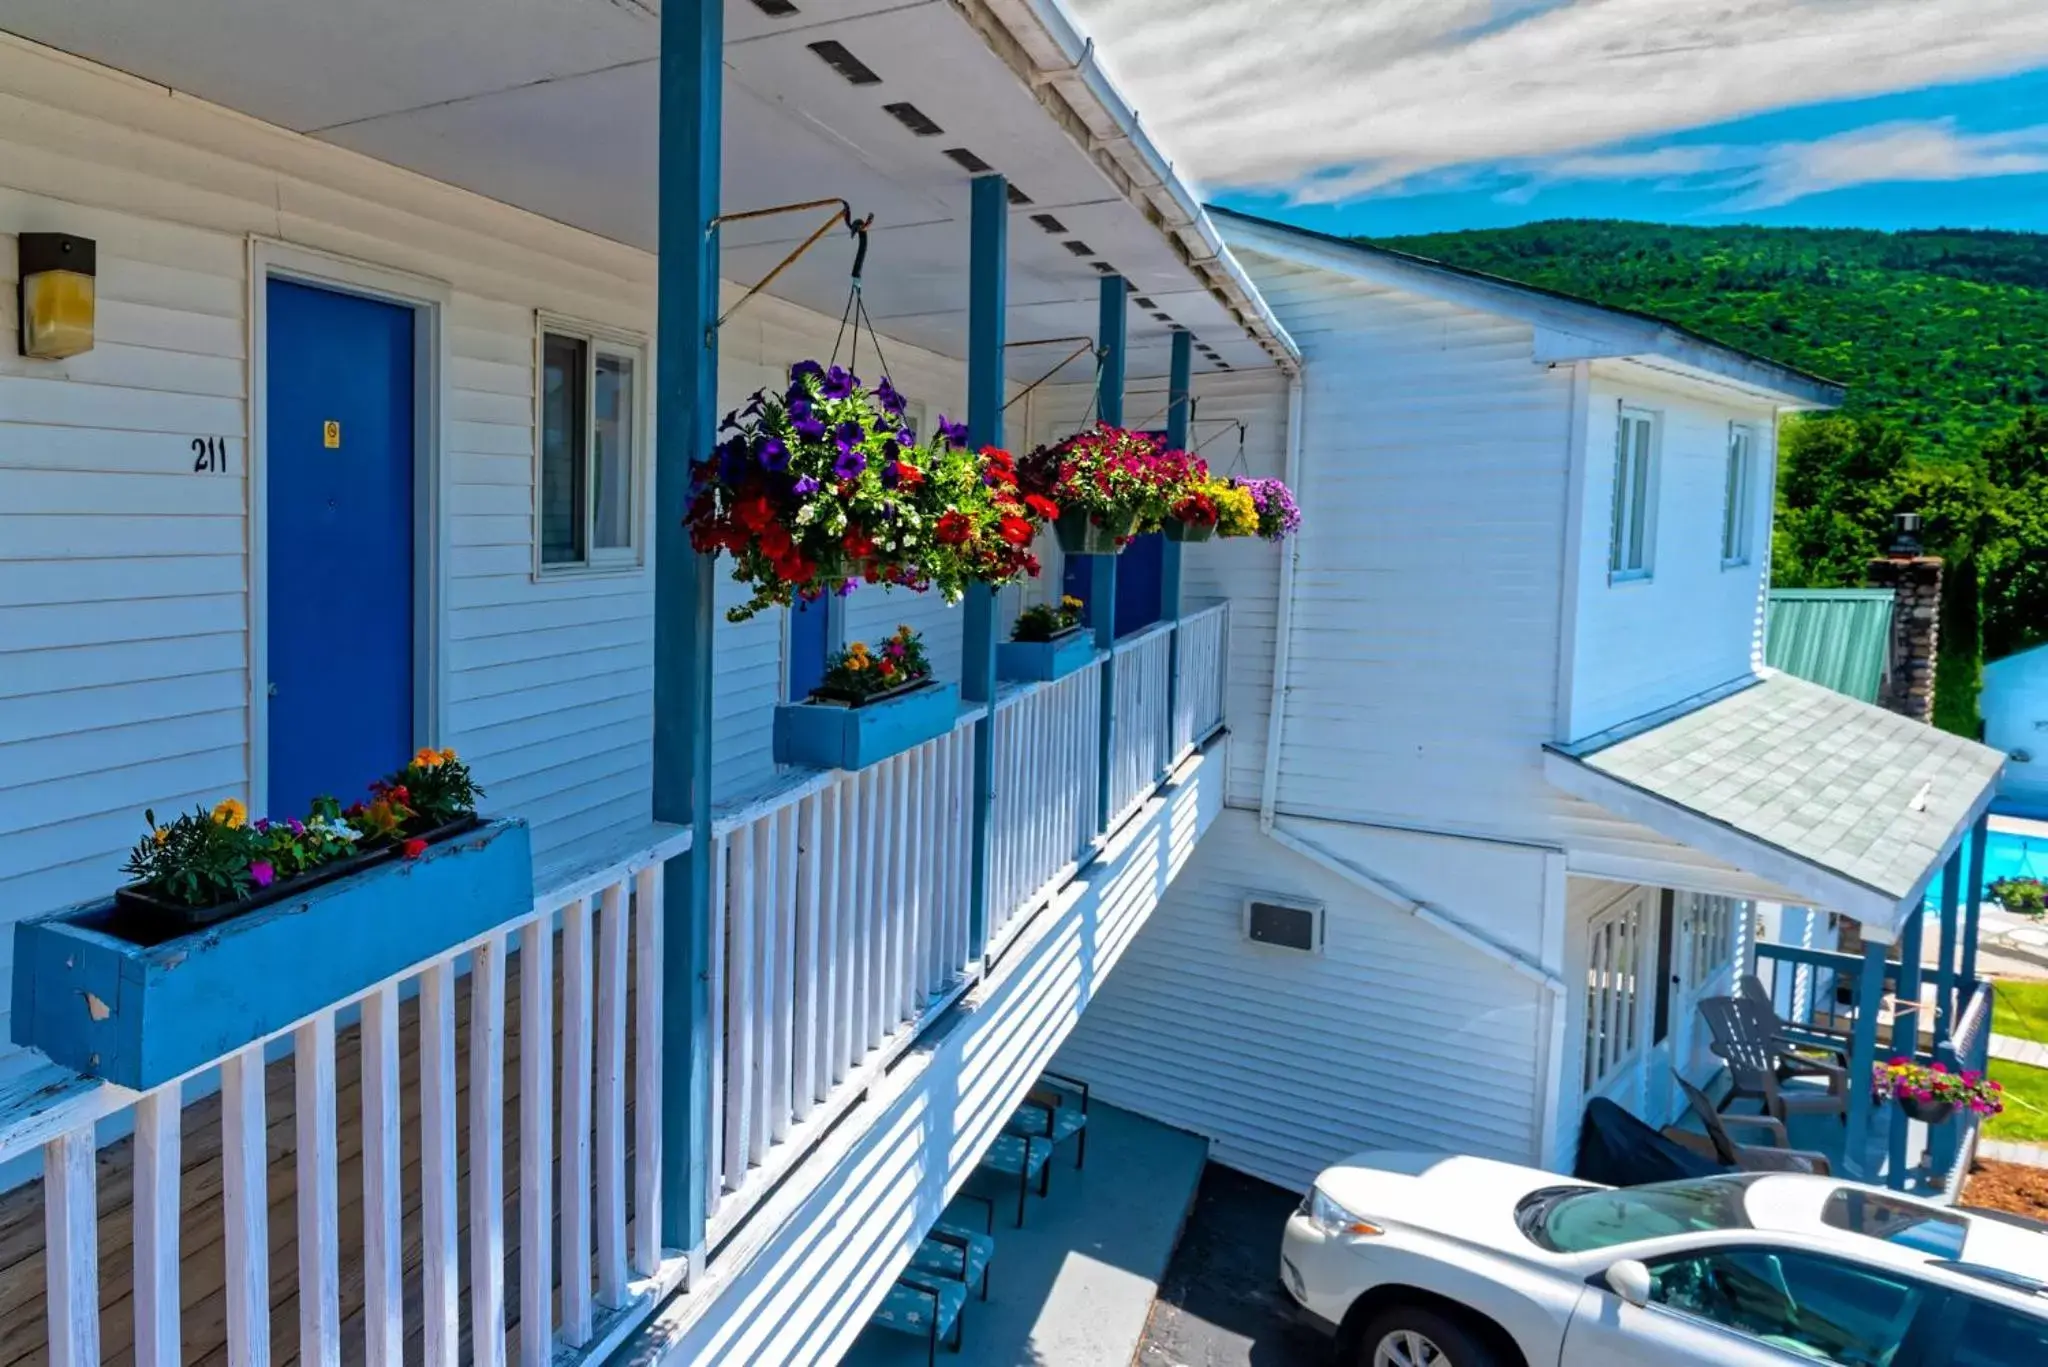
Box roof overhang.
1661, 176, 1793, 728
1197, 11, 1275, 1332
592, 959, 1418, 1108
1212, 205, 1841, 410
0, 0, 1298, 381
1545, 674, 2005, 942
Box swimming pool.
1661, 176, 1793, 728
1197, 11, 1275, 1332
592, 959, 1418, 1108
1925, 817, 2048, 909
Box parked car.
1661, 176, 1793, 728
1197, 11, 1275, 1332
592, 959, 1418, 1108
1280, 1152, 2047, 1366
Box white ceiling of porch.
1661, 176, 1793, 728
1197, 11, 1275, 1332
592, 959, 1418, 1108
0, 0, 1270, 382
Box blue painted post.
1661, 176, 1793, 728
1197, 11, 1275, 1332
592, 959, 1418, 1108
962, 173, 1007, 962
1960, 812, 1988, 989
1091, 274, 1127, 831
652, 0, 721, 1253
1159, 331, 1193, 771
1934, 849, 1960, 1045
1888, 906, 1925, 1189
1844, 939, 1889, 1183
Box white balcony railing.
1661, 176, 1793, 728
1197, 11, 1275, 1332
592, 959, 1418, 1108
0, 606, 1229, 1367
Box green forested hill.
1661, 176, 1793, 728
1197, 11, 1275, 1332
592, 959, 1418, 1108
1364, 220, 2048, 733
1371, 221, 2048, 452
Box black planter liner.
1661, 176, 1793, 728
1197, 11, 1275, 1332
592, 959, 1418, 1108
1054, 508, 1139, 556
111, 814, 483, 945
1164, 517, 1216, 543
1010, 623, 1083, 647
807, 675, 937, 710
1897, 1096, 1957, 1126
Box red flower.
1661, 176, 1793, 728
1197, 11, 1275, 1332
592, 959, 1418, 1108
1024, 493, 1060, 520
758, 522, 793, 560
387, 784, 411, 804
843, 526, 876, 557
936, 511, 974, 546
401, 837, 428, 860
998, 515, 1034, 546
735, 493, 776, 533
894, 461, 925, 489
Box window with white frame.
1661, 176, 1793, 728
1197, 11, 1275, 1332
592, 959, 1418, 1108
1721, 424, 1757, 566
1608, 408, 1657, 580
1582, 891, 1645, 1093
1685, 893, 1747, 989
539, 324, 643, 572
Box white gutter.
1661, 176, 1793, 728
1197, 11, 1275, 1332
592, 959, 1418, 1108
1259, 375, 1304, 828
959, 0, 1302, 375
1266, 819, 1566, 996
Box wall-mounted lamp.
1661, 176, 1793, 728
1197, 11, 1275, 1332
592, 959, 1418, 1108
17, 232, 96, 359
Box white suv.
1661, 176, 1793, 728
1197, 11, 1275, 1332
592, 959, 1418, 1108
1279, 1152, 2047, 1366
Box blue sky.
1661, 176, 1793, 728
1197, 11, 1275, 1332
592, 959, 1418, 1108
1066, 0, 2048, 239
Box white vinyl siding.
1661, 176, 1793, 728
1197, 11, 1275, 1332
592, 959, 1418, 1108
1721, 424, 1756, 566
1608, 407, 1657, 580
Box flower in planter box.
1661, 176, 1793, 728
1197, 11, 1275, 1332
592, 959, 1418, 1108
814, 625, 932, 703
401, 838, 429, 860
211, 797, 248, 829
123, 805, 267, 909
1012, 594, 1085, 643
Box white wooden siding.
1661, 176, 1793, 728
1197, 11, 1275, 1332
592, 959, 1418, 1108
0, 33, 999, 1069
1056, 808, 1549, 1192
1563, 368, 1780, 741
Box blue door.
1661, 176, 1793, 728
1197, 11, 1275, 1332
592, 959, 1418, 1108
1062, 531, 1164, 638
266, 279, 416, 819
789, 596, 831, 700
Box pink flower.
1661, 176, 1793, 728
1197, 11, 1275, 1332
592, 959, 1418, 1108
401, 837, 428, 860
249, 861, 275, 888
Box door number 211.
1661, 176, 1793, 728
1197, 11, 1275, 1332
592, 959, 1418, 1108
192, 437, 230, 473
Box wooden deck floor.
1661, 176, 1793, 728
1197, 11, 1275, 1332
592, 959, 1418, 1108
0, 939, 635, 1366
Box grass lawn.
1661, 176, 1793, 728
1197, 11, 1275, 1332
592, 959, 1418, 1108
1986, 1060, 2048, 1146
1993, 980, 2048, 1045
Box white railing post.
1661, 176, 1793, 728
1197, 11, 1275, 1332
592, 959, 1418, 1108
294, 1015, 342, 1367
470, 931, 509, 1367
517, 916, 555, 1367
422, 961, 461, 1367
632, 863, 666, 1277
595, 879, 630, 1307
560, 895, 595, 1346
133, 1084, 182, 1367
43, 1127, 99, 1367
221, 1043, 270, 1367
363, 983, 403, 1367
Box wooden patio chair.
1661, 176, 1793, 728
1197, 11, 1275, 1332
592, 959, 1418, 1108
1736, 973, 1851, 1063
1698, 995, 1849, 1126
1672, 1073, 1833, 1175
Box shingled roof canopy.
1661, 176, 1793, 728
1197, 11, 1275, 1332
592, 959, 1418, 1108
1543, 672, 2005, 939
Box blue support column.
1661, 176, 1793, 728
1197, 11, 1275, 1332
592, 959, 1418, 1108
652, 0, 721, 1253
1844, 939, 1889, 1183
1091, 274, 1127, 831
1888, 907, 1925, 1189
1159, 331, 1193, 771
1934, 849, 1960, 1045
962, 174, 1007, 961
1960, 811, 1988, 988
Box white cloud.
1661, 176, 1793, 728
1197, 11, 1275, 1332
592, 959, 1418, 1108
1062, 0, 2048, 197
1489, 119, 2048, 208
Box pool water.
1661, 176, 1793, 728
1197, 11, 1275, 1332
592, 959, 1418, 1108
1925, 820, 2048, 909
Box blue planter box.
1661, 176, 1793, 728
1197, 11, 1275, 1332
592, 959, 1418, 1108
996, 630, 1097, 683
11, 818, 533, 1090
774, 680, 962, 771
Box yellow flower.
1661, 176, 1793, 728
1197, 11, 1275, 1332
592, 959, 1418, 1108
211, 798, 247, 829
152, 827, 169, 846
413, 747, 446, 769
1061, 595, 1083, 610
438, 747, 459, 763
846, 656, 866, 672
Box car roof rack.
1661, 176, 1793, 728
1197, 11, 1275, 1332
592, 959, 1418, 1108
1932, 1261, 2048, 1297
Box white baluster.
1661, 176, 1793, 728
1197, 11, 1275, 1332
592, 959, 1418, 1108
43, 1126, 99, 1367
725, 828, 755, 1177
294, 1016, 341, 1367
518, 916, 555, 1367
470, 931, 509, 1367
794, 793, 822, 1119
422, 960, 460, 1366
560, 896, 595, 1345
706, 833, 727, 1206
222, 1043, 270, 1367
767, 808, 794, 1145
363, 983, 402, 1367
595, 880, 630, 1307
633, 862, 665, 1276
133, 1083, 181, 1367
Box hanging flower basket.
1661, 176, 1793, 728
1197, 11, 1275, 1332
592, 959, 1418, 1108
686, 364, 1055, 621
1023, 425, 1208, 556
775, 627, 961, 769
1872, 1056, 2003, 1125
1164, 518, 1215, 543
11, 749, 530, 1090
1213, 482, 1260, 538
1236, 476, 1302, 542
1054, 507, 1141, 555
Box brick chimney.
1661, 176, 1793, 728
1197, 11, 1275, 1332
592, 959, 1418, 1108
1865, 513, 1941, 726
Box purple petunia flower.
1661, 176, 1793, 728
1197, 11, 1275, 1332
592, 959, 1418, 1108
834, 419, 865, 447
792, 475, 821, 496
836, 578, 858, 597
936, 415, 969, 447
875, 377, 907, 416
822, 365, 859, 400
288, 818, 305, 835
898, 426, 916, 445
250, 861, 275, 888
789, 359, 825, 388
880, 461, 901, 489
759, 436, 790, 471
793, 413, 827, 440
834, 448, 868, 479
882, 437, 901, 460
719, 408, 741, 434
718, 439, 752, 485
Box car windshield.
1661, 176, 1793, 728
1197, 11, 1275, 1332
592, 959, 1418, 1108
1522, 1176, 1757, 1253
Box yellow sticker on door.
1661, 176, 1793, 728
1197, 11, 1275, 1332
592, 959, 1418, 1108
322, 420, 341, 449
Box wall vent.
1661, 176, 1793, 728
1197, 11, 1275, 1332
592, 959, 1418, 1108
1062, 239, 1095, 257
1006, 183, 1035, 206
1243, 898, 1324, 954
1151, 312, 1172, 322
807, 40, 880, 85
943, 146, 993, 173
1091, 261, 1118, 274
749, 0, 800, 15
1031, 214, 1068, 234
883, 101, 943, 136
1132, 296, 1156, 309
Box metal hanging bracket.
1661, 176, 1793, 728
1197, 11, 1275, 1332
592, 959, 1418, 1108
708, 197, 872, 332
1002, 336, 1102, 413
